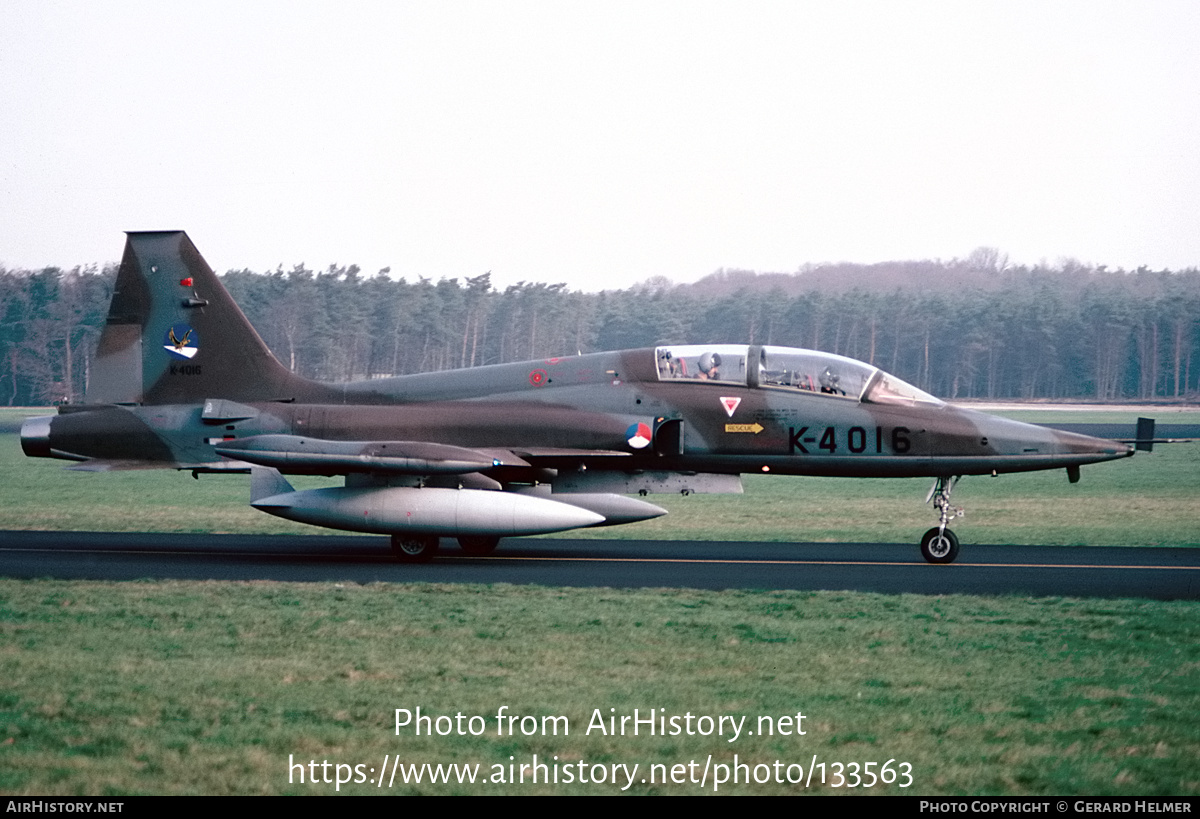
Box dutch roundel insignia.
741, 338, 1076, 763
720, 396, 741, 417
626, 422, 652, 449
164, 324, 199, 360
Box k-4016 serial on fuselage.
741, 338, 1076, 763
21, 232, 1136, 563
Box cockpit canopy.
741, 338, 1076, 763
655, 344, 943, 407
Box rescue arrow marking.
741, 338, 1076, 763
725, 423, 764, 434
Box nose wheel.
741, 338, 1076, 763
921, 476, 963, 564
920, 527, 960, 563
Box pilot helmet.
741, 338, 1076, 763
820, 366, 840, 389
698, 351, 722, 374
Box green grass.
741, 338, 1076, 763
1, 581, 1196, 795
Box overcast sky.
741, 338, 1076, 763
2, 1, 1198, 290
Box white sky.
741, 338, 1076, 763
2, 1, 1198, 290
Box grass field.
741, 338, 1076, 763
1, 581, 1197, 796
1, 406, 1198, 795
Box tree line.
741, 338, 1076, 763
3, 249, 1198, 405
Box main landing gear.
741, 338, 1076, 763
390, 533, 439, 563
390, 534, 503, 562
920, 476, 963, 564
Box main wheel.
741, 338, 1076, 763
458, 535, 500, 556
919, 527, 960, 564
391, 533, 439, 563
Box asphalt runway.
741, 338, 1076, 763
1, 530, 1196, 600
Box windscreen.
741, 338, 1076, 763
758, 347, 877, 400
862, 371, 943, 407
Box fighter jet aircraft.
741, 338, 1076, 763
21, 231, 1137, 563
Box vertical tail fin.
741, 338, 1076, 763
87, 231, 310, 405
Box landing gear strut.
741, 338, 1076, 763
920, 476, 963, 564
391, 533, 439, 563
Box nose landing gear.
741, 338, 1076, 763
920, 476, 963, 564
920, 526, 959, 563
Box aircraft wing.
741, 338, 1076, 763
214, 435, 538, 475
66, 459, 194, 472
504, 446, 632, 461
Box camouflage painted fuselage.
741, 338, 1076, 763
21, 232, 1133, 559
30, 344, 1130, 481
